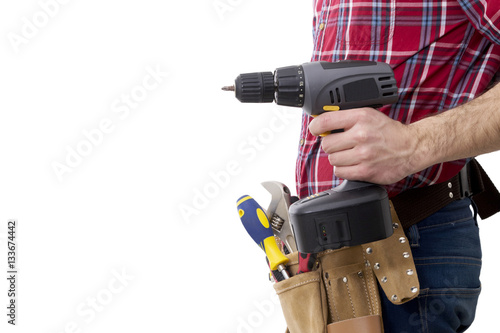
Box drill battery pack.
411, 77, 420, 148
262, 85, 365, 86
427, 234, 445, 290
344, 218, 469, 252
289, 181, 393, 253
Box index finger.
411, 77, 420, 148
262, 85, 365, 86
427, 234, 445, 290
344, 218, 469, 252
308, 110, 359, 136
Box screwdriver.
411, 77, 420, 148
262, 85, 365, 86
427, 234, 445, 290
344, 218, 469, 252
237, 195, 290, 280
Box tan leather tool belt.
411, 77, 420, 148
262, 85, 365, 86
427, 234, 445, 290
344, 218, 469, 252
274, 203, 419, 333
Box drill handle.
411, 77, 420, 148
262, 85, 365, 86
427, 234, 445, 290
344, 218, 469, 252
333, 180, 374, 192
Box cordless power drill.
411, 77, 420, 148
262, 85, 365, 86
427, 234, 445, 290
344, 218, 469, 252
224, 60, 398, 254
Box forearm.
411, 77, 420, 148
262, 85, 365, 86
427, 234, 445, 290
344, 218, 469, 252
409, 83, 500, 172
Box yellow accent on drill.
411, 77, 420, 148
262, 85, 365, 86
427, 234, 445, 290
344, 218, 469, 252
257, 208, 269, 229
238, 209, 245, 218
323, 105, 340, 111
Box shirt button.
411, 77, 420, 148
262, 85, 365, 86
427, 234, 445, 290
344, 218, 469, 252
319, 23, 325, 30
300, 138, 304, 146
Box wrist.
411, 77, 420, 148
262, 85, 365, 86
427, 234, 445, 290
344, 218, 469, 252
406, 120, 437, 175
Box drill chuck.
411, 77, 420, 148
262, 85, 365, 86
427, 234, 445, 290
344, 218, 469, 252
233, 72, 275, 103
224, 66, 305, 106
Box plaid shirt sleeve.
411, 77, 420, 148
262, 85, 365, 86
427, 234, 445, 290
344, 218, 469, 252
458, 0, 500, 45
296, 0, 500, 199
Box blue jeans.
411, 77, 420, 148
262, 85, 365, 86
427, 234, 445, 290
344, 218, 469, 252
380, 198, 482, 333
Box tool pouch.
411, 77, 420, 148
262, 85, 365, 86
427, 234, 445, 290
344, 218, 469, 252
273, 203, 420, 333
273, 268, 328, 333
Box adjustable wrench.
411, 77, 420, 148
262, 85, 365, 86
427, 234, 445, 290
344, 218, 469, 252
261, 181, 297, 253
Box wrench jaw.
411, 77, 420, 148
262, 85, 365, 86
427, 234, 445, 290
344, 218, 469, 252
261, 181, 297, 253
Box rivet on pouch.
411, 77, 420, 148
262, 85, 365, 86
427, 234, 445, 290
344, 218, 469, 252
399, 237, 406, 243
374, 263, 380, 270
358, 271, 363, 278
343, 277, 348, 283
393, 223, 399, 229
403, 252, 410, 258
381, 276, 388, 283
366, 247, 373, 254
407, 269, 414, 276
391, 295, 398, 301
411, 287, 418, 293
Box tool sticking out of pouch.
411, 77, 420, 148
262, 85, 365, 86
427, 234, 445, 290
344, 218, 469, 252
236, 195, 290, 281
262, 181, 317, 274
261, 181, 297, 254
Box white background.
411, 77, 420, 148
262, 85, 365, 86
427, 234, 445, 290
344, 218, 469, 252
0, 1, 499, 332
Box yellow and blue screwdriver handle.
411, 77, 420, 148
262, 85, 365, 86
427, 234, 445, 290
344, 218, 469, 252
237, 195, 290, 279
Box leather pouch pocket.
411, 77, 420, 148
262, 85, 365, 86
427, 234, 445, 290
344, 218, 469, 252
327, 315, 383, 333
362, 206, 420, 305
322, 261, 380, 323
273, 270, 328, 333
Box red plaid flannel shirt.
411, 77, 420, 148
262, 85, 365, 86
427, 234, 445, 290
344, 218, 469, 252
297, 0, 500, 198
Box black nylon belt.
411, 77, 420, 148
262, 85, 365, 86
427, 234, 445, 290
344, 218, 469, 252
392, 159, 500, 230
